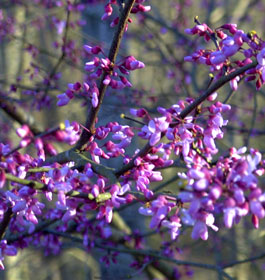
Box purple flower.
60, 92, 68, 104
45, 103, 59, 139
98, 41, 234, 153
140, 117, 169, 146
193, 178, 209, 191
257, 48, 265, 66
223, 207, 236, 228
16, 125, 31, 138
250, 201, 265, 219
57, 93, 71, 106
92, 91, 98, 107
0, 240, 17, 270
161, 219, 181, 240
83, 45, 101, 55
85, 61, 96, 72
106, 206, 113, 223
57, 120, 81, 145
229, 76, 240, 91
124, 56, 145, 70
0, 169, 6, 188
191, 213, 218, 240
62, 208, 76, 222
210, 51, 226, 65
191, 220, 208, 240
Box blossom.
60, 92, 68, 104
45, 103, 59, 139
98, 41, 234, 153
123, 56, 145, 70
0, 240, 17, 270
191, 213, 218, 240
83, 45, 101, 55
139, 117, 169, 146
257, 47, 265, 66
57, 92, 72, 107
56, 121, 81, 145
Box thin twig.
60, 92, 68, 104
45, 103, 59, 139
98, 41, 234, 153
43, 6, 72, 98
0, 93, 42, 135
222, 251, 265, 269
0, 207, 13, 240
42, 229, 234, 280
245, 91, 257, 148
5, 173, 88, 199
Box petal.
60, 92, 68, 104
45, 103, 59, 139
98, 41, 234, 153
203, 135, 216, 150
193, 179, 209, 191
149, 132, 161, 146
191, 221, 208, 240
223, 207, 236, 228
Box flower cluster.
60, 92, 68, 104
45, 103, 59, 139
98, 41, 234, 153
185, 21, 265, 89
137, 146, 264, 241
102, 0, 151, 27
14, 121, 81, 163
129, 95, 264, 240
178, 147, 264, 239
0, 1, 264, 278
135, 93, 230, 161
0, 241, 17, 270
56, 0, 150, 109
57, 48, 145, 108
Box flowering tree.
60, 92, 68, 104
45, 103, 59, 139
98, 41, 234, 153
0, 0, 264, 279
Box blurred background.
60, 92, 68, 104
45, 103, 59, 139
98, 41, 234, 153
0, 0, 264, 279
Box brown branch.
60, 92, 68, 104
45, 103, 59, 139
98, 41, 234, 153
5, 173, 89, 199
0, 207, 13, 240
75, 0, 136, 150
6, 219, 58, 243
0, 93, 42, 135
41, 229, 234, 280
0, 79, 58, 92
179, 60, 257, 118
222, 251, 265, 269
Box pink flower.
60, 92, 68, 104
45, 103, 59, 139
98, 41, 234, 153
83, 45, 101, 55
149, 205, 169, 228
139, 117, 169, 146
16, 125, 31, 138
57, 93, 70, 106
257, 48, 265, 66
124, 56, 145, 70
191, 213, 218, 240
92, 91, 98, 107
210, 51, 226, 65
191, 220, 208, 240
0, 169, 6, 188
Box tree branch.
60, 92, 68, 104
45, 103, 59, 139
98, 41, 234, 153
43, 229, 235, 280
222, 251, 265, 269
75, 0, 136, 150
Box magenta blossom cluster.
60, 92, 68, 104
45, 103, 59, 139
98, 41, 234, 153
57, 49, 145, 108
57, 0, 151, 108
102, 0, 151, 27
184, 22, 265, 89
135, 92, 230, 161
126, 94, 264, 240
0, 1, 265, 278
138, 146, 264, 241
15, 121, 81, 162
178, 147, 264, 239
130, 95, 255, 239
